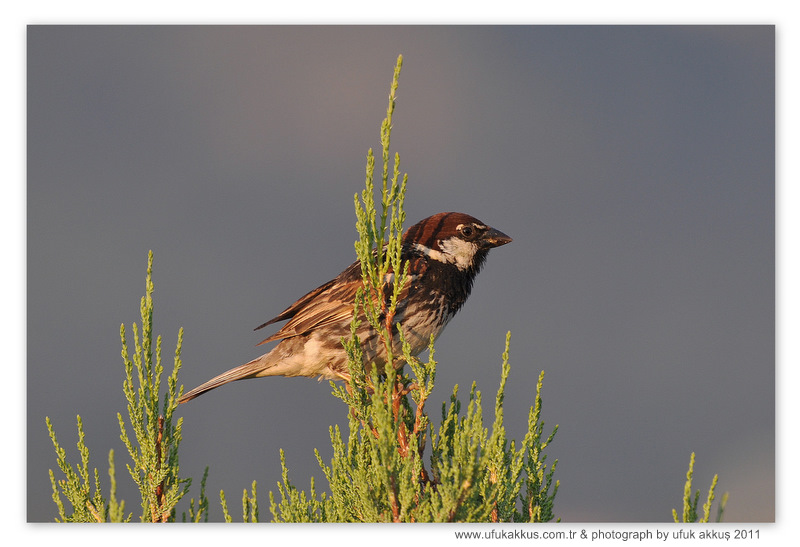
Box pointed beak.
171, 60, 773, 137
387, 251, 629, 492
481, 227, 512, 248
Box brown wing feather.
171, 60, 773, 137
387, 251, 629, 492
254, 259, 363, 345
253, 279, 337, 331
252, 253, 428, 347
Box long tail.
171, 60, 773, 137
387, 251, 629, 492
178, 356, 269, 404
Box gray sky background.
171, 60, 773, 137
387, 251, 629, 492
26, 26, 774, 523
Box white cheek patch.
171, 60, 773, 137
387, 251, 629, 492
413, 242, 444, 262
413, 239, 478, 270
439, 237, 479, 270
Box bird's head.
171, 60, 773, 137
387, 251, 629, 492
403, 212, 512, 272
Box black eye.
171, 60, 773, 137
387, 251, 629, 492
460, 225, 474, 238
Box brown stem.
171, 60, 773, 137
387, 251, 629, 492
390, 475, 401, 522
447, 480, 472, 522
86, 500, 103, 523
151, 415, 167, 522
391, 376, 410, 457
384, 304, 395, 366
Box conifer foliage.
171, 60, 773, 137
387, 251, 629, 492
45, 54, 560, 523
45, 56, 727, 524
264, 56, 559, 522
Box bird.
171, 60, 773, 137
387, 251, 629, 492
178, 212, 511, 404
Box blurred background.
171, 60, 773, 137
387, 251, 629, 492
27, 25, 774, 522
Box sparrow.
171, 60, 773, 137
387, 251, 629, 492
178, 212, 511, 403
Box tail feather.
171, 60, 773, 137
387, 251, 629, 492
178, 356, 269, 404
